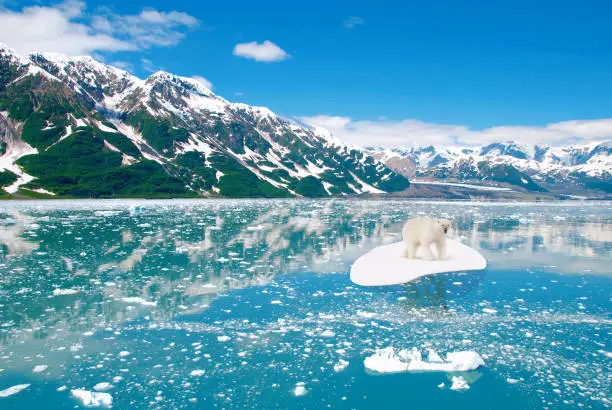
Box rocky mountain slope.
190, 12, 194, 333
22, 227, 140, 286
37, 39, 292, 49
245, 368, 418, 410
368, 141, 611, 195
0, 42, 409, 198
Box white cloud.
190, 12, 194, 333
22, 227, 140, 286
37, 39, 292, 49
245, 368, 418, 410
140, 58, 156, 72
191, 75, 212, 90
344, 16, 364, 29
297, 115, 612, 148
110, 60, 134, 72
0, 0, 199, 56
233, 41, 289, 62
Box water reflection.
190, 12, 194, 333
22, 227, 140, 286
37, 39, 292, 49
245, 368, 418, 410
0, 200, 610, 344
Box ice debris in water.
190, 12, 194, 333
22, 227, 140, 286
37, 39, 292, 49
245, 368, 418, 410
52, 288, 80, 296
190, 370, 205, 377
0, 384, 30, 398
71, 389, 113, 407
32, 364, 48, 373
450, 376, 470, 391
293, 382, 308, 397
120, 297, 156, 307
334, 359, 349, 373
364, 347, 484, 373
93, 382, 113, 391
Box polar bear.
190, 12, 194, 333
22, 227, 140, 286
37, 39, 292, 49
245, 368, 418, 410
402, 217, 451, 260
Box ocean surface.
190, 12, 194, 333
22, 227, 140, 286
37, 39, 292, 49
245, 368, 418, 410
0, 199, 610, 409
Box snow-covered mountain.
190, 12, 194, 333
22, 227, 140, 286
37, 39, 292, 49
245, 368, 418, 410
367, 141, 611, 194
0, 42, 409, 198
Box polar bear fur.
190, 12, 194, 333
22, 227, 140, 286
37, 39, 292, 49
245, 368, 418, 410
402, 217, 451, 260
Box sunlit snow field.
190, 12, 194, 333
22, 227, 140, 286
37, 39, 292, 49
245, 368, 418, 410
0, 199, 610, 409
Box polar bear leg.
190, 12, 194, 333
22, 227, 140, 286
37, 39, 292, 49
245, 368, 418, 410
435, 239, 446, 260
404, 241, 417, 259
421, 243, 435, 261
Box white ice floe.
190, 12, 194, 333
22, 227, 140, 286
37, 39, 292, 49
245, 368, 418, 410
363, 347, 484, 373
118, 351, 130, 357
450, 376, 470, 390
120, 297, 157, 307
350, 239, 486, 286
217, 335, 231, 342
93, 382, 113, 391
32, 365, 48, 373
52, 288, 80, 296
190, 370, 205, 377
71, 389, 113, 407
333, 359, 349, 373
293, 382, 308, 396
0, 384, 30, 398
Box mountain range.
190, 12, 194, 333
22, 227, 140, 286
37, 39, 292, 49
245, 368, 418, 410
367, 141, 611, 197
0, 41, 609, 199
0, 42, 409, 199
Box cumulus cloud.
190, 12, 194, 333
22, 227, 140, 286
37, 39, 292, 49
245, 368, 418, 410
297, 115, 612, 147
191, 75, 213, 90
233, 41, 289, 62
0, 0, 199, 56
343, 16, 364, 29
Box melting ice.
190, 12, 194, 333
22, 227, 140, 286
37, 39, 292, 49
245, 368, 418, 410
0, 199, 610, 409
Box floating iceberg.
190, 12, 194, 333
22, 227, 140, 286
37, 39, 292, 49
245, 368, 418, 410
52, 288, 80, 296
71, 389, 113, 407
364, 347, 485, 373
32, 364, 48, 373
450, 376, 470, 390
0, 384, 30, 398
351, 239, 487, 286
293, 382, 307, 397
120, 297, 157, 307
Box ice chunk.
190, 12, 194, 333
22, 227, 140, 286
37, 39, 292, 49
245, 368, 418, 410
427, 349, 444, 363
364, 347, 409, 373
71, 389, 112, 407
52, 288, 80, 296
120, 297, 156, 307
351, 239, 486, 286
293, 382, 307, 397
32, 365, 48, 373
444, 351, 486, 371
190, 370, 205, 377
450, 376, 470, 390
364, 347, 484, 373
217, 335, 231, 342
93, 382, 112, 391
333, 359, 349, 373
0, 384, 30, 398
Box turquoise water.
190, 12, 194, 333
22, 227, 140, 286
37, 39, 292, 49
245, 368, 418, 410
0, 199, 610, 409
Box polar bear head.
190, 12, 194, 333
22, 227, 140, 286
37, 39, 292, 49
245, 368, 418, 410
436, 219, 451, 235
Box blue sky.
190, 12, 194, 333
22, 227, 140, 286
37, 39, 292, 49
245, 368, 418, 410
1, 0, 611, 147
